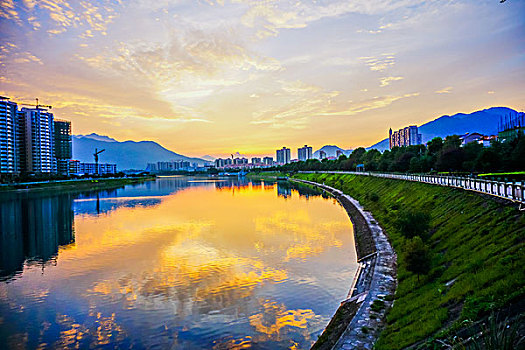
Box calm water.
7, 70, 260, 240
0, 177, 357, 349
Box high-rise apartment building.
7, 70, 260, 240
263, 157, 273, 165
297, 145, 312, 161
54, 120, 72, 175
276, 147, 291, 164
389, 125, 422, 149
251, 157, 261, 165
233, 157, 248, 165
0, 96, 18, 175
18, 107, 56, 173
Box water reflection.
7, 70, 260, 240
0, 177, 355, 349
0, 194, 74, 281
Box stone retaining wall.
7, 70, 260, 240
291, 179, 397, 350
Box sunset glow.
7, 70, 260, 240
1, 0, 524, 157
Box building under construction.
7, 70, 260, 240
0, 96, 74, 177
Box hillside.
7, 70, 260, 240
368, 107, 520, 151
72, 134, 208, 170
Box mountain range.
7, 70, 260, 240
367, 107, 519, 151
73, 107, 519, 169
72, 134, 209, 170
313, 145, 353, 158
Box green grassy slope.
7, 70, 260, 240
295, 173, 524, 349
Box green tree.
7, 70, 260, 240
476, 148, 501, 172
427, 137, 443, 155
443, 135, 462, 149
511, 133, 525, 170
395, 209, 431, 239
404, 236, 431, 281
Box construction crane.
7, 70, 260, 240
94, 148, 105, 176
19, 98, 52, 110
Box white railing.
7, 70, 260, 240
299, 171, 525, 205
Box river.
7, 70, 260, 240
0, 176, 357, 349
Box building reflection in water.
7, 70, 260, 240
0, 193, 75, 281
0, 176, 355, 350
0, 178, 327, 283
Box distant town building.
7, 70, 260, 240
54, 120, 72, 175
498, 112, 525, 142
297, 145, 312, 161
0, 96, 18, 175
457, 133, 497, 147
79, 162, 117, 175
69, 159, 80, 174
146, 163, 157, 172
263, 156, 274, 165
319, 150, 327, 159
276, 147, 291, 164
251, 157, 261, 165
224, 158, 233, 166
233, 157, 248, 165
389, 125, 422, 149
18, 107, 56, 173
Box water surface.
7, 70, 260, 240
0, 177, 356, 349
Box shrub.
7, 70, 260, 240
395, 209, 431, 239
404, 236, 432, 281
371, 299, 385, 312
369, 192, 380, 202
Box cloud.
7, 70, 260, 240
249, 80, 340, 129
380, 76, 404, 87
238, 0, 428, 39
435, 86, 453, 94
319, 93, 420, 116
0, 0, 19, 21
360, 54, 396, 72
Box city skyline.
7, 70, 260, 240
1, 0, 524, 158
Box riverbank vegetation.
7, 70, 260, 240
266, 134, 525, 175
294, 173, 524, 349
0, 176, 154, 193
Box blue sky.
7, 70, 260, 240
1, 0, 524, 157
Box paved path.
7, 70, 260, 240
299, 171, 525, 206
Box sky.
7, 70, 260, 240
0, 0, 524, 158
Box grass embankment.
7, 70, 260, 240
0, 176, 154, 193
295, 173, 525, 349
246, 171, 288, 180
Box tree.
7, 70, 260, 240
511, 133, 525, 170
395, 209, 431, 239
436, 147, 465, 172
427, 137, 443, 155
476, 148, 501, 172
404, 236, 431, 281
443, 135, 462, 149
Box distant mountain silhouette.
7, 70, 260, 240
200, 155, 216, 161
313, 145, 353, 159
72, 134, 208, 170
368, 107, 520, 152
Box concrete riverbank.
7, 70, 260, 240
0, 176, 155, 194
291, 179, 397, 350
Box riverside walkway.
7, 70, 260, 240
299, 171, 525, 205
